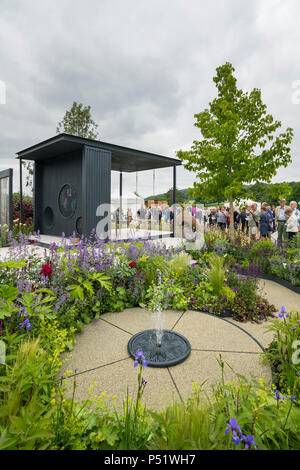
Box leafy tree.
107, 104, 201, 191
56, 101, 99, 139
177, 62, 293, 241
165, 188, 186, 206
23, 102, 99, 192
265, 182, 292, 206
290, 182, 300, 204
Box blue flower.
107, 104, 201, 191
286, 395, 297, 404
242, 434, 257, 450
19, 318, 31, 330
225, 417, 242, 445
279, 306, 286, 318
134, 349, 148, 368
273, 390, 285, 402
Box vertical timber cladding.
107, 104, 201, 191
39, 151, 83, 236
33, 161, 43, 232
82, 146, 111, 237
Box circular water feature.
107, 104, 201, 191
128, 329, 191, 368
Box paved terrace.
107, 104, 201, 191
61, 277, 299, 411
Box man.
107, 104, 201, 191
275, 199, 287, 244
262, 202, 273, 238
248, 203, 260, 240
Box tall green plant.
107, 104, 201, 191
207, 254, 225, 296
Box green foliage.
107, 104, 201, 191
168, 252, 193, 279
0, 338, 55, 450
206, 254, 225, 296
56, 101, 99, 139
265, 312, 300, 396
69, 272, 111, 302
265, 182, 292, 205
177, 62, 293, 239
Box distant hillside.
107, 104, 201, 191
145, 181, 300, 206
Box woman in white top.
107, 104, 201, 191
285, 207, 298, 240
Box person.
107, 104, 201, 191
262, 202, 273, 238
127, 208, 132, 225
208, 208, 217, 226
290, 201, 300, 231
237, 208, 247, 232
260, 206, 271, 239
275, 199, 287, 244
271, 205, 276, 232
233, 207, 240, 230
225, 208, 230, 229
248, 203, 260, 240
285, 206, 298, 242
217, 206, 227, 230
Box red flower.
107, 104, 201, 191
129, 262, 136, 268
29, 239, 35, 244
40, 263, 52, 277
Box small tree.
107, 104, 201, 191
56, 101, 99, 139
23, 102, 99, 192
177, 62, 293, 241
266, 182, 292, 206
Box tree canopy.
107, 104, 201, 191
177, 62, 294, 238
56, 101, 99, 139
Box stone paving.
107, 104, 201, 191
61, 307, 274, 411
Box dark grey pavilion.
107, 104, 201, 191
16, 134, 181, 238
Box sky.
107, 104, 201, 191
0, 0, 300, 198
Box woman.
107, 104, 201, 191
285, 207, 298, 241
259, 206, 270, 239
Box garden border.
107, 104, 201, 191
258, 274, 300, 295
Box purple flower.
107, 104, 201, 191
273, 390, 285, 402
167, 292, 175, 298
286, 395, 297, 404
232, 288, 238, 293
225, 418, 242, 446
134, 349, 148, 368
19, 318, 31, 330
242, 434, 257, 450
141, 377, 148, 387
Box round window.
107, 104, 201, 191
76, 216, 83, 235
58, 184, 77, 218
44, 206, 54, 227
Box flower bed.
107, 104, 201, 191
0, 232, 299, 450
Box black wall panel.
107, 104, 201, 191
82, 146, 111, 237
37, 150, 83, 236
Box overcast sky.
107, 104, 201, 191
1, 0, 299, 197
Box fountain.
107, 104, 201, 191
128, 271, 191, 367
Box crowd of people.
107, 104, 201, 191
112, 199, 300, 244
204, 199, 300, 243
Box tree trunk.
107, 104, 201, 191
229, 196, 234, 244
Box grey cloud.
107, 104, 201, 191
0, 0, 299, 196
